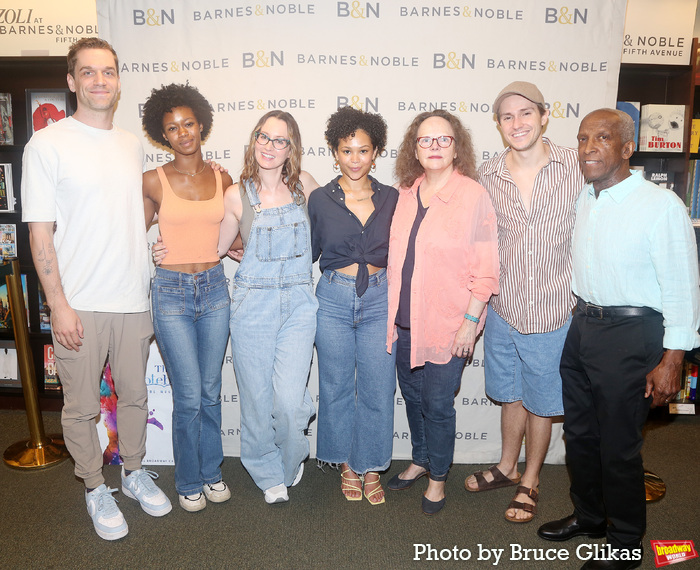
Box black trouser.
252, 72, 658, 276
560, 308, 663, 549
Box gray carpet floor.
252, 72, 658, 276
0, 409, 697, 569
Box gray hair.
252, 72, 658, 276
586, 108, 636, 144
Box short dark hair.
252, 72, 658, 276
141, 83, 213, 147
67, 37, 119, 77
324, 106, 388, 155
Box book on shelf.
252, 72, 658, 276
0, 223, 16, 260
638, 104, 685, 152
0, 162, 15, 212
0, 273, 28, 331
686, 159, 700, 219
691, 119, 700, 154
645, 171, 674, 192
37, 282, 51, 331
616, 101, 640, 147
0, 93, 12, 146
0, 343, 19, 388
44, 344, 61, 391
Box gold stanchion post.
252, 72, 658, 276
2, 258, 69, 469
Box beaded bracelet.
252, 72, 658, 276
464, 313, 479, 323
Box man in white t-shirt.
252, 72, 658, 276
21, 37, 171, 541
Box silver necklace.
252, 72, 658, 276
172, 162, 206, 177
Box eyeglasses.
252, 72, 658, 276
416, 136, 454, 149
255, 131, 290, 150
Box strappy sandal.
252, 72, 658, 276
341, 468, 362, 501
363, 473, 385, 506
466, 465, 521, 492
505, 485, 539, 523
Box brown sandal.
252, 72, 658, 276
505, 485, 539, 523
465, 465, 521, 492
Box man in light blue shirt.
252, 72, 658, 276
537, 108, 700, 570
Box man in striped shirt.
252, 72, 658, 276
466, 82, 583, 524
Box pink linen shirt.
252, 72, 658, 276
386, 170, 499, 368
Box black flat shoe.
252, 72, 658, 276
387, 469, 429, 491
537, 514, 607, 542
421, 494, 445, 515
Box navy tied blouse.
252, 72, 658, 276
308, 176, 398, 296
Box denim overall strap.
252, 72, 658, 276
243, 179, 262, 213
234, 180, 313, 289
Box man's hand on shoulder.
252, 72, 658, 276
645, 349, 684, 407
51, 301, 84, 351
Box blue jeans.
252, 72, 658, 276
152, 264, 230, 496
315, 269, 396, 474
395, 326, 465, 481
230, 282, 317, 491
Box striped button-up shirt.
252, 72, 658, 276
478, 138, 583, 334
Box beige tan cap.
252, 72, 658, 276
493, 81, 545, 114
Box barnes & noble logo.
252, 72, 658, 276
337, 95, 379, 112
243, 50, 284, 68
133, 8, 175, 26
433, 52, 476, 70
544, 6, 587, 24
337, 1, 380, 18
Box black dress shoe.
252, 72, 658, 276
387, 469, 429, 491
537, 514, 607, 541
421, 494, 445, 515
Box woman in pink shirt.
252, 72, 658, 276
385, 110, 499, 515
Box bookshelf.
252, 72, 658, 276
617, 40, 700, 416
616, 39, 698, 204
0, 57, 75, 411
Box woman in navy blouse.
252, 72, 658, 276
308, 107, 398, 505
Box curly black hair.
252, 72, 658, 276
141, 83, 213, 147
324, 106, 387, 155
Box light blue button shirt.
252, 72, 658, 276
572, 170, 700, 350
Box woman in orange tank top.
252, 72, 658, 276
142, 83, 234, 513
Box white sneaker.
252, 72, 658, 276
179, 492, 206, 512
291, 463, 304, 487
121, 468, 172, 517
85, 485, 128, 541
264, 483, 289, 504
203, 481, 231, 503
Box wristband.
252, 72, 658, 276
464, 313, 479, 323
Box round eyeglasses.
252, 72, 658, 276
416, 135, 455, 149
255, 131, 291, 150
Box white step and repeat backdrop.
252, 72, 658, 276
95, 0, 628, 465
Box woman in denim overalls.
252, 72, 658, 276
219, 111, 319, 504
